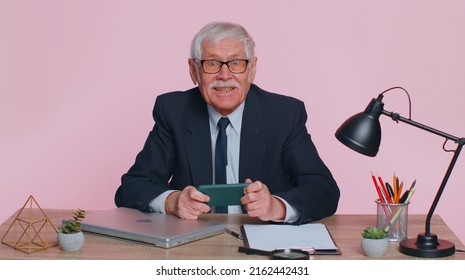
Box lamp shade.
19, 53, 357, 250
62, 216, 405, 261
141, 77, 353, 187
335, 97, 384, 157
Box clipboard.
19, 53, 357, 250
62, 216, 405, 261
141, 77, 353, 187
239, 223, 342, 255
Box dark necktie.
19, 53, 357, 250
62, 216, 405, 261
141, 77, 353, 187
215, 117, 230, 213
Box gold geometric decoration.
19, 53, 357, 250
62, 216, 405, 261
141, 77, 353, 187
1, 195, 58, 253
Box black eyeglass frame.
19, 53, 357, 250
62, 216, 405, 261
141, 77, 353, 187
197, 59, 250, 74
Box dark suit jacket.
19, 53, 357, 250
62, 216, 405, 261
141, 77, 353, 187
115, 84, 340, 224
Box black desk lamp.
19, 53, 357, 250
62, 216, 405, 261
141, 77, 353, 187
335, 86, 465, 258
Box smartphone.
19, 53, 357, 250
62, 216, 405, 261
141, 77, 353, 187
197, 183, 248, 206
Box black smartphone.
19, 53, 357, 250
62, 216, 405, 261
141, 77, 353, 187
197, 183, 248, 206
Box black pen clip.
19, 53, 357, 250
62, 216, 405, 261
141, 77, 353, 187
225, 228, 243, 240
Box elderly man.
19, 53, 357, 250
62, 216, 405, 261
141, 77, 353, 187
115, 21, 340, 224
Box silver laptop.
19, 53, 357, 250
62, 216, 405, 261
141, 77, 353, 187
80, 207, 225, 248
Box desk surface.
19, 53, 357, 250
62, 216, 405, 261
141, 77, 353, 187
1, 209, 464, 260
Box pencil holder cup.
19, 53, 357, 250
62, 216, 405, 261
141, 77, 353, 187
376, 200, 409, 241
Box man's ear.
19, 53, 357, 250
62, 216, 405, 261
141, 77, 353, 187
188, 58, 199, 85
248, 57, 258, 83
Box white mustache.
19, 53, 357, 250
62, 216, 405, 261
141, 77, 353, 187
208, 80, 240, 89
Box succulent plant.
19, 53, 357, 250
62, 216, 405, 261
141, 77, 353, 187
361, 227, 388, 239
59, 209, 86, 234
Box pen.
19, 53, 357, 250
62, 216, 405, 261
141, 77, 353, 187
399, 190, 410, 203
409, 179, 417, 191
399, 179, 416, 203
238, 246, 270, 255
385, 182, 394, 201
238, 246, 318, 256
225, 228, 243, 239
405, 187, 416, 203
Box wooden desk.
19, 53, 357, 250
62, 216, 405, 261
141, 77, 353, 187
1, 209, 464, 260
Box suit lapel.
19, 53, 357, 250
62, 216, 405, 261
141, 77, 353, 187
185, 92, 213, 185
239, 88, 266, 182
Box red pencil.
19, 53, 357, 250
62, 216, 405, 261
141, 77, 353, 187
377, 175, 393, 204
371, 172, 385, 203
372, 172, 391, 219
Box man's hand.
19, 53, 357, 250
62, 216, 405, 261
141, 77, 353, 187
241, 178, 286, 221
164, 186, 211, 219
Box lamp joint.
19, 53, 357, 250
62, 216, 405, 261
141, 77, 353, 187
390, 112, 400, 123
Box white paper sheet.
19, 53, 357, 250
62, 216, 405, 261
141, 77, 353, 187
242, 223, 338, 251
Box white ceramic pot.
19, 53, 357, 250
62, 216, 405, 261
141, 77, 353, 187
361, 237, 388, 257
57, 231, 85, 251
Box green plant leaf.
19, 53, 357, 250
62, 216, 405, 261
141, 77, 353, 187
59, 209, 86, 234
361, 227, 388, 239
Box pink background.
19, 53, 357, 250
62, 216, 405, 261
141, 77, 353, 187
2, 1, 465, 244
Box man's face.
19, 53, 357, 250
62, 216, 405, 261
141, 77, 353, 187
189, 38, 257, 116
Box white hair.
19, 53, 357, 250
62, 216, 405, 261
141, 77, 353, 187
190, 21, 255, 60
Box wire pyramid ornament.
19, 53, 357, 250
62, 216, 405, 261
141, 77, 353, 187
1, 195, 58, 253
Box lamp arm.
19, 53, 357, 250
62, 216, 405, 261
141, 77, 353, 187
423, 143, 463, 234
382, 109, 465, 235
381, 110, 460, 142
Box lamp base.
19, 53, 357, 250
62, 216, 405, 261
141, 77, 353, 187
399, 233, 455, 258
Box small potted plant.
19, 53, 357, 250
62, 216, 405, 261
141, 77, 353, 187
361, 227, 388, 257
57, 209, 86, 251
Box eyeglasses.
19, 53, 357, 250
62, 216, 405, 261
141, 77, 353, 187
198, 59, 249, 74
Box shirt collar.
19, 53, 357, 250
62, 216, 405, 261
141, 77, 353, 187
207, 102, 245, 135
